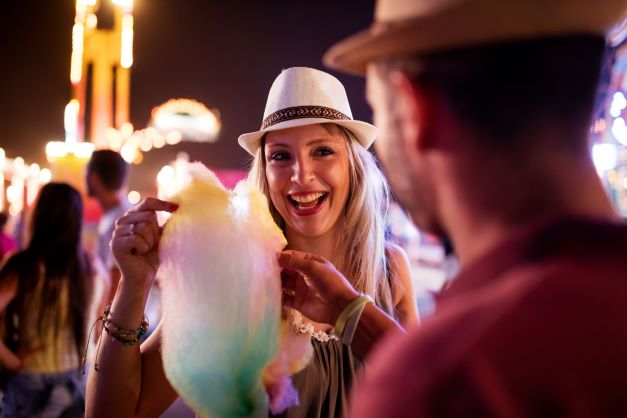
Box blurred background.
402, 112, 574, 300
0, 0, 626, 322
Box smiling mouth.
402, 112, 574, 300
288, 192, 329, 211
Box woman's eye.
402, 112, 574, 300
269, 151, 289, 161
315, 147, 334, 157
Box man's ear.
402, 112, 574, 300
388, 71, 432, 152
87, 171, 100, 189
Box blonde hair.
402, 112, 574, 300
247, 123, 395, 316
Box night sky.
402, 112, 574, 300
0, 0, 376, 192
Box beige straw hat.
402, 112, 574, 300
324, 0, 627, 75
238, 67, 378, 155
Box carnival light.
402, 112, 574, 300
610, 91, 627, 118
611, 117, 627, 146
0, 148, 4, 211
39, 168, 52, 184
64, 99, 80, 144
128, 190, 141, 204
592, 143, 618, 172
112, 0, 133, 12
70, 22, 85, 84
151, 99, 221, 142
120, 14, 134, 68
165, 130, 183, 145
86, 13, 98, 29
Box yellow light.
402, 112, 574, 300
0, 172, 4, 211
139, 136, 153, 152
157, 165, 174, 185
46, 141, 69, 161
64, 100, 81, 144
70, 23, 84, 84
120, 144, 137, 163
121, 122, 134, 138
128, 190, 141, 204
39, 168, 52, 184
608, 170, 618, 186
29, 163, 40, 177
86, 13, 98, 29
121, 14, 134, 68
74, 142, 95, 158
78, 0, 98, 7
112, 0, 133, 11
153, 135, 166, 149
165, 130, 183, 145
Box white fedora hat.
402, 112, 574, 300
324, 0, 627, 75
238, 67, 378, 155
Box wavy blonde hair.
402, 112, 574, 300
247, 123, 395, 316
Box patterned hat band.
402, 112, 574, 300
260, 105, 351, 130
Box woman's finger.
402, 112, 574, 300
128, 197, 178, 214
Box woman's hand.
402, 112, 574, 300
278, 250, 359, 325
111, 198, 178, 290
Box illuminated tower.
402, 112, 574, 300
70, 0, 134, 147
46, 0, 134, 189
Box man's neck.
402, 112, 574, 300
99, 191, 125, 213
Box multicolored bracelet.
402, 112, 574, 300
102, 305, 149, 346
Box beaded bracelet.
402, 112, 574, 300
102, 305, 149, 346
334, 294, 373, 345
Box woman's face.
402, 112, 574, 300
264, 124, 350, 239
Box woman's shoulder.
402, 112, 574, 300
384, 242, 410, 270
384, 242, 412, 298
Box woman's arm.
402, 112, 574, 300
85, 198, 178, 418
386, 242, 420, 328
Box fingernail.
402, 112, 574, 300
170, 203, 179, 211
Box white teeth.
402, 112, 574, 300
290, 192, 324, 203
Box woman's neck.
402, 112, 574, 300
284, 227, 339, 263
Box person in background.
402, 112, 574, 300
86, 149, 132, 300
297, 0, 627, 416
0, 213, 18, 262
0, 183, 108, 417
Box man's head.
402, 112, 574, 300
325, 0, 626, 235
86, 149, 129, 199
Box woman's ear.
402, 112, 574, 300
388, 71, 433, 152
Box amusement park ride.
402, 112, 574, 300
0, 0, 222, 217
0, 2, 625, 220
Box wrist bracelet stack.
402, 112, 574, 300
102, 305, 149, 346
82, 305, 149, 374
334, 294, 373, 345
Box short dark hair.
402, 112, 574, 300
0, 212, 8, 230
87, 149, 128, 191
376, 35, 606, 154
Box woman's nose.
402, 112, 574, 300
290, 157, 315, 184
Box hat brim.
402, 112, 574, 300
238, 118, 378, 156
324, 0, 626, 75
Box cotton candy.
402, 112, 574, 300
159, 162, 312, 418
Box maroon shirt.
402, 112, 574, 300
349, 217, 627, 418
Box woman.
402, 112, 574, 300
86, 67, 418, 418
0, 182, 107, 418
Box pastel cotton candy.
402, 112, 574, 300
158, 162, 310, 417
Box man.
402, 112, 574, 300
319, 0, 627, 416
87, 149, 132, 299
